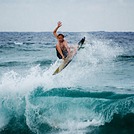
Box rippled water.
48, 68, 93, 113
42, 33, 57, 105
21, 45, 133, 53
0, 32, 134, 134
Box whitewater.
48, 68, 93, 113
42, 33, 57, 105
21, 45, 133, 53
0, 32, 134, 134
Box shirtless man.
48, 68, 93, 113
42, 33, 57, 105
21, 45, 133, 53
53, 21, 70, 60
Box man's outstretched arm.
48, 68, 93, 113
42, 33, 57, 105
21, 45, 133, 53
53, 21, 62, 39
64, 41, 70, 55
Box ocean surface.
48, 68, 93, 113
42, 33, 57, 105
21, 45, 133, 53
0, 32, 134, 134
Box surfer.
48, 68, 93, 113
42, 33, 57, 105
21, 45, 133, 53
53, 21, 70, 60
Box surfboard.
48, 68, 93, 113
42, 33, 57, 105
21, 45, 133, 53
53, 37, 85, 75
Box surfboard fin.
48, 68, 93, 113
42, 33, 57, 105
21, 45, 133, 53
78, 37, 85, 46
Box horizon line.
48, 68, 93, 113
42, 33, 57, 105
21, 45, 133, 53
0, 30, 134, 33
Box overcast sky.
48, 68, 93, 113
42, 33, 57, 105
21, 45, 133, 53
0, 0, 134, 32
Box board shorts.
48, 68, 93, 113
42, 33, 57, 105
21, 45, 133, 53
56, 48, 68, 59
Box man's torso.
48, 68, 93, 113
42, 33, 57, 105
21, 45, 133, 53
58, 40, 67, 51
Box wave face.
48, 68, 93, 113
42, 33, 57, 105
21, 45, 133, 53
0, 32, 134, 134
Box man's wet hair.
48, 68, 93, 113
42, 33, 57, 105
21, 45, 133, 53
57, 34, 64, 38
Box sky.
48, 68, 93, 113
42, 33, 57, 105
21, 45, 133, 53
0, 0, 134, 32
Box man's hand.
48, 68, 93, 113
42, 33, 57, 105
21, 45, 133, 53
62, 55, 65, 60
57, 21, 62, 28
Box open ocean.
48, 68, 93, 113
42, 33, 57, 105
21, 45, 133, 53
0, 32, 134, 134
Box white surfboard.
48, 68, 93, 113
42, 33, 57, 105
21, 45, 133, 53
53, 37, 85, 75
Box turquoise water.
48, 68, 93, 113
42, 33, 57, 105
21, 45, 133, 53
0, 32, 134, 134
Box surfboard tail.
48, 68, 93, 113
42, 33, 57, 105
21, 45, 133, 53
78, 37, 85, 46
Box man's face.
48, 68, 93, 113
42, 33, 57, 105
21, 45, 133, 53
58, 35, 64, 43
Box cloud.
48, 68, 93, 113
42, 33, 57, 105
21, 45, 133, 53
0, 0, 134, 31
